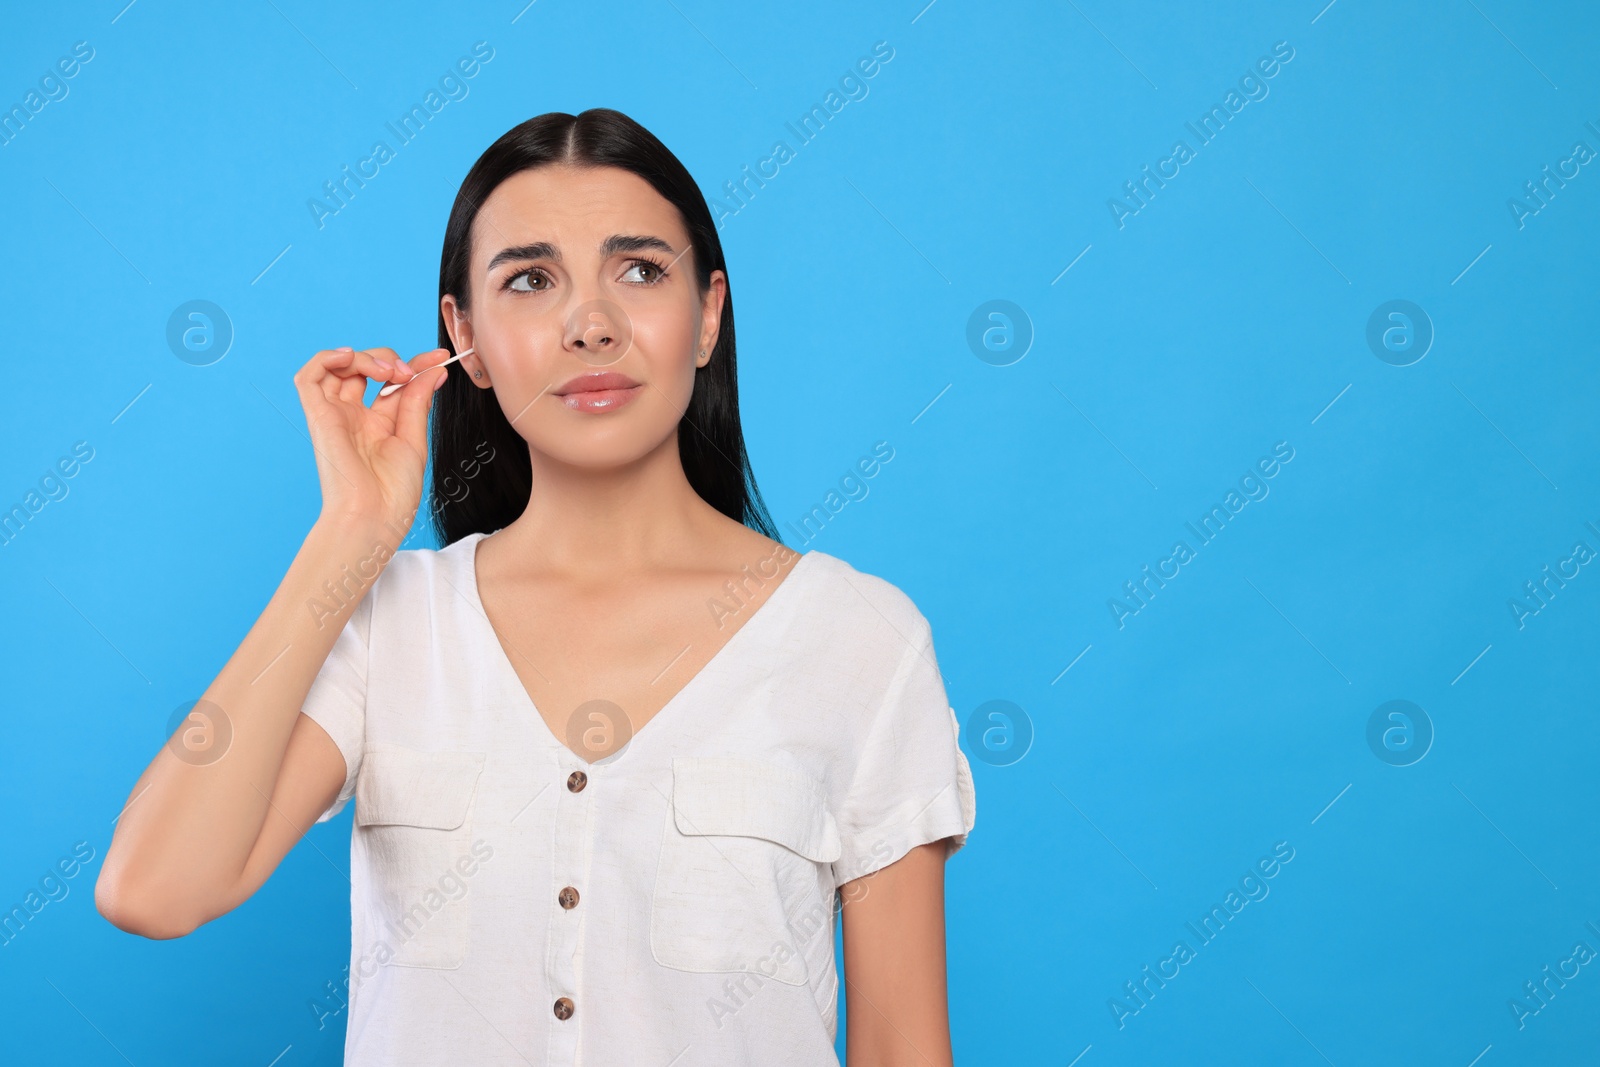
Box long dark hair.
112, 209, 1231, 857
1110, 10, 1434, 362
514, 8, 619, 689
426, 108, 780, 547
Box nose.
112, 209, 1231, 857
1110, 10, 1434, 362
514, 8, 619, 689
564, 297, 633, 366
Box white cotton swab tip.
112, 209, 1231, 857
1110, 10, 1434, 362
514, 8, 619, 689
378, 348, 473, 397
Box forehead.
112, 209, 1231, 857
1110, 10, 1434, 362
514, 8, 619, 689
470, 164, 687, 265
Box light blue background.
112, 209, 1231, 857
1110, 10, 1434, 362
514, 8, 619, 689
2, 1, 1597, 1063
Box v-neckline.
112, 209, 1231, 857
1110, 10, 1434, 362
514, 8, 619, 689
460, 530, 816, 765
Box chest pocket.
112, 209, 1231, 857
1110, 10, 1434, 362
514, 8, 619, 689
355, 744, 487, 970
651, 756, 842, 986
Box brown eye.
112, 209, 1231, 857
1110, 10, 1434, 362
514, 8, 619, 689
505, 269, 548, 293
623, 259, 668, 285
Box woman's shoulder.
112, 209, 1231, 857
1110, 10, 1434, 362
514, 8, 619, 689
357, 531, 480, 610
796, 548, 934, 644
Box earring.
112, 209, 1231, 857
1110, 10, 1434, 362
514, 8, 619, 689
473, 371, 482, 379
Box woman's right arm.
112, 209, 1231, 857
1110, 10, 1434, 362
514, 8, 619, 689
94, 344, 450, 939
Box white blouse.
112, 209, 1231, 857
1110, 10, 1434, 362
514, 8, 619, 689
300, 529, 976, 1066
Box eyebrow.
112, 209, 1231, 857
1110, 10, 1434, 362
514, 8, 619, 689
485, 234, 678, 274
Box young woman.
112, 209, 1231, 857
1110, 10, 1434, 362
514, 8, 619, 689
96, 108, 975, 1066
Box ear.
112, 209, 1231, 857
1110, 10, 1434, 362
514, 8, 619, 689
695, 270, 727, 368
440, 293, 493, 389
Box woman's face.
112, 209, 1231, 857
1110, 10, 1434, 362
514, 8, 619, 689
442, 163, 725, 471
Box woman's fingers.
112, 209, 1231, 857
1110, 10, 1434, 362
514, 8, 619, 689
328, 346, 415, 406
368, 347, 446, 402
353, 347, 417, 380
293, 345, 446, 449
332, 346, 406, 376
296, 347, 410, 408
393, 350, 450, 460
318, 346, 410, 382
290, 344, 448, 531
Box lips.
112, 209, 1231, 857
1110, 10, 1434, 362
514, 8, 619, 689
553, 371, 640, 396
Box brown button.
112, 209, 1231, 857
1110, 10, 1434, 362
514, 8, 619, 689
566, 771, 587, 793
553, 996, 574, 1020
558, 886, 579, 910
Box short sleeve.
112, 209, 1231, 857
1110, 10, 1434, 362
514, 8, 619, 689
830, 620, 977, 888
300, 589, 373, 824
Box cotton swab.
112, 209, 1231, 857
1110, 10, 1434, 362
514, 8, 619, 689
378, 348, 473, 397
